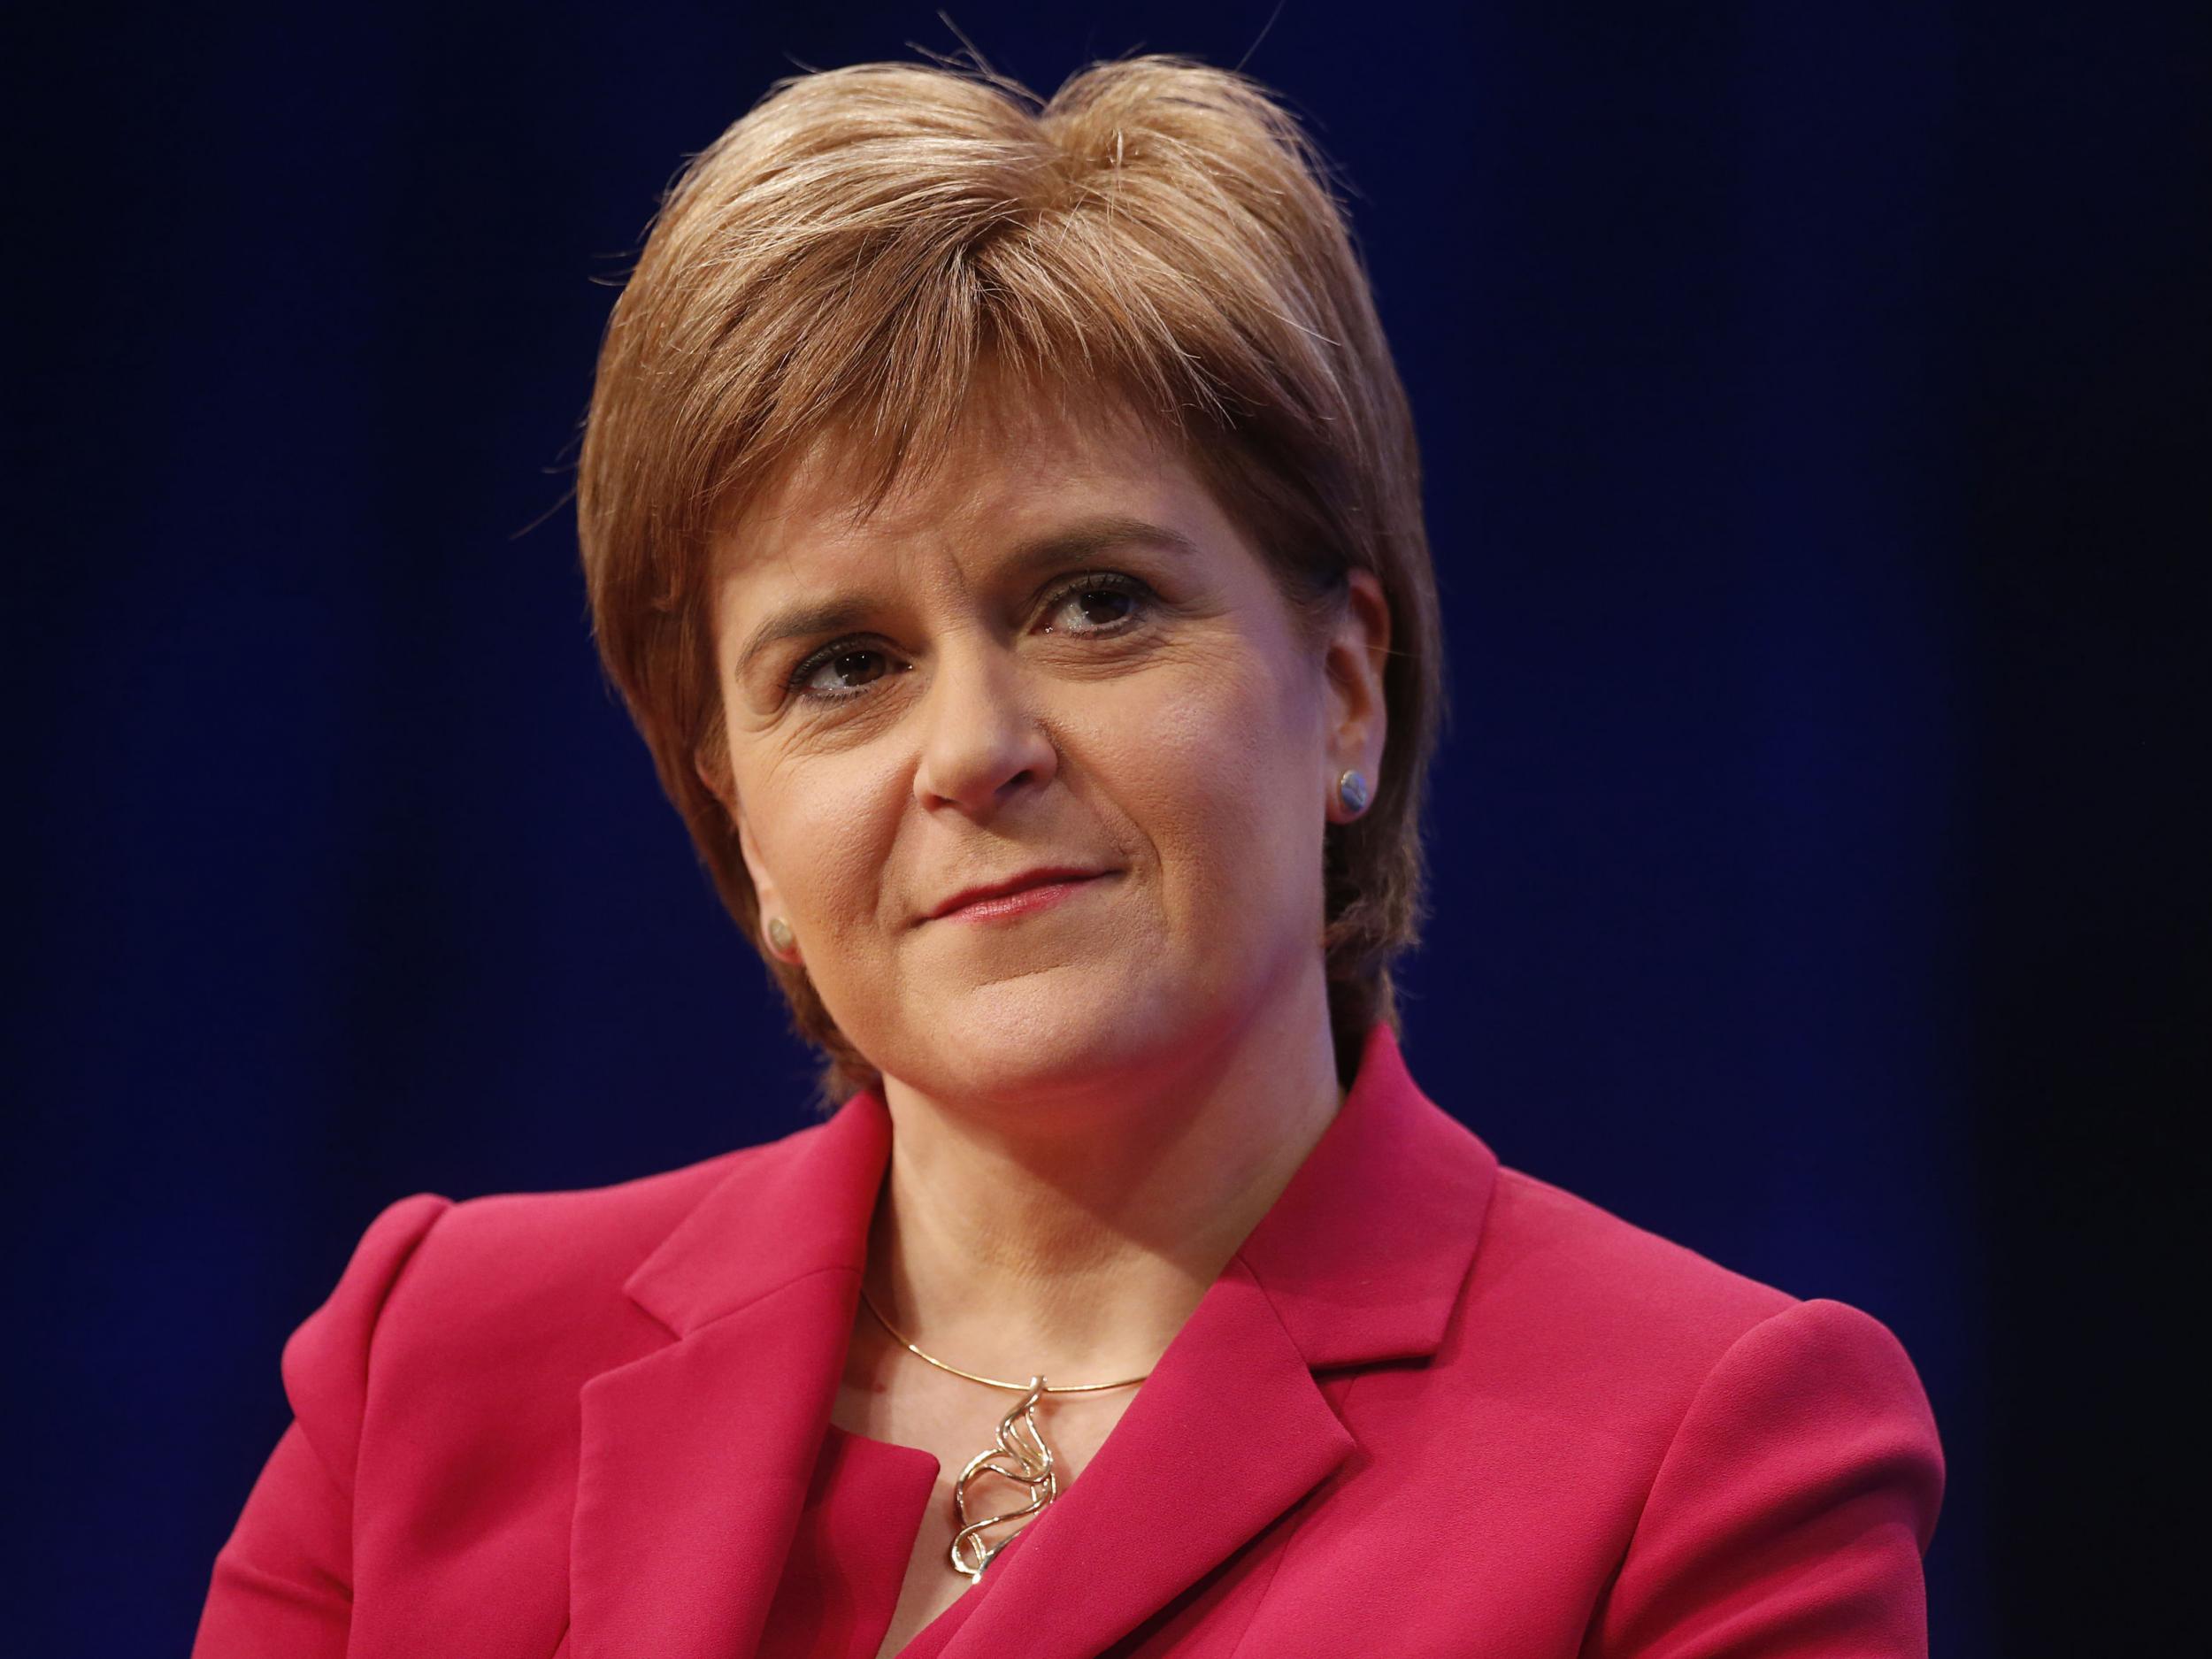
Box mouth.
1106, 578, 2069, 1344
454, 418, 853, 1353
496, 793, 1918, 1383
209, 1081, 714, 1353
924, 868, 1114, 924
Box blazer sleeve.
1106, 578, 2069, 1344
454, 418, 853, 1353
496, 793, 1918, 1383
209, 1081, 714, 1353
191, 1191, 452, 1659
1586, 1297, 1946, 1659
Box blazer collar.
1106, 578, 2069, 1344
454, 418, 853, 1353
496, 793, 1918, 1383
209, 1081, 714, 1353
1233, 1019, 1500, 1370
626, 1019, 1496, 1359
623, 1069, 890, 1340
576, 1020, 1497, 1659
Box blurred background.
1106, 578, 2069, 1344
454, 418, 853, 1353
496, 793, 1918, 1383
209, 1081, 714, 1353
11, 4, 2205, 1654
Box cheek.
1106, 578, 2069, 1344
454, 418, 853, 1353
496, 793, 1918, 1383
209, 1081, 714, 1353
738, 744, 902, 935
1102, 647, 1321, 913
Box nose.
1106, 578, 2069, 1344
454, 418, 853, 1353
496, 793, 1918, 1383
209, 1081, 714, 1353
911, 634, 1058, 815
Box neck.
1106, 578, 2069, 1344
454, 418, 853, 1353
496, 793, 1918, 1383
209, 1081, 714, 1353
864, 979, 1346, 1387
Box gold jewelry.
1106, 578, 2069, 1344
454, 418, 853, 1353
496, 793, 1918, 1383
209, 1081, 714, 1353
858, 1284, 1149, 1582
765, 916, 795, 953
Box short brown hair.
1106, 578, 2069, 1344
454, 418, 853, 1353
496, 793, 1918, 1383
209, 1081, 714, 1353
576, 52, 1447, 1110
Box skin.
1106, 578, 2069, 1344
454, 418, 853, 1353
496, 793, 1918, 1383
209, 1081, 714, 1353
696, 374, 1389, 1637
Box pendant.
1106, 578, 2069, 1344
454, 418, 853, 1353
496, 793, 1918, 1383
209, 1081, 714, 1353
949, 1377, 1058, 1581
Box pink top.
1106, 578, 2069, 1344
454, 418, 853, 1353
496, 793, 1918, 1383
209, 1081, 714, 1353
194, 1021, 1943, 1658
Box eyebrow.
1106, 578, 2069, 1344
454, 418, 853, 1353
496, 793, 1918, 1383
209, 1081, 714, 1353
731, 514, 1203, 685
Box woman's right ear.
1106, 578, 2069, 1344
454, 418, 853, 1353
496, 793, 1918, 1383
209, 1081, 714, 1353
732, 810, 773, 902
700, 755, 791, 957
740, 817, 796, 962
695, 753, 746, 854
694, 748, 735, 826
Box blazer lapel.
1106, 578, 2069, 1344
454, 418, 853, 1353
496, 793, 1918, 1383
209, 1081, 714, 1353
568, 1092, 893, 1659
928, 1021, 1500, 1659
568, 1019, 1497, 1659
908, 1256, 1352, 1659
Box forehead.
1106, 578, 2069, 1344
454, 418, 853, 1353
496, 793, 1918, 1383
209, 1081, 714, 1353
712, 379, 1210, 587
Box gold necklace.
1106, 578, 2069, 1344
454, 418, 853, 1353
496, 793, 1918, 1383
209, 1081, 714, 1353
856, 1285, 1151, 1581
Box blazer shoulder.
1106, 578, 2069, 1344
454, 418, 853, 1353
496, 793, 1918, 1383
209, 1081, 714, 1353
1472, 1164, 1802, 1373
258, 1131, 821, 1585
426, 1141, 759, 1263
280, 1190, 455, 1494
290, 1129, 819, 1417
371, 1134, 803, 1331
1592, 1294, 1946, 1651
1444, 1165, 1939, 1533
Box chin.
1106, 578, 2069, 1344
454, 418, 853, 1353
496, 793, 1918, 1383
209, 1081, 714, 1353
887, 972, 1193, 1107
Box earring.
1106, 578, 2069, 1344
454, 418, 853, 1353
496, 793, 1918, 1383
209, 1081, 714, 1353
1336, 769, 1371, 818
765, 917, 795, 954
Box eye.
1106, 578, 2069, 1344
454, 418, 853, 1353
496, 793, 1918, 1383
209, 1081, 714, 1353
1040, 571, 1152, 636
788, 643, 897, 703
782, 572, 1156, 706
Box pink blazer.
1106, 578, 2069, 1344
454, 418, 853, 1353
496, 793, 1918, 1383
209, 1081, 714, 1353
193, 1023, 1943, 1658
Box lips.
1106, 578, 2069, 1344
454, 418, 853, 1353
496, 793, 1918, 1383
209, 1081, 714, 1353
925, 866, 1106, 921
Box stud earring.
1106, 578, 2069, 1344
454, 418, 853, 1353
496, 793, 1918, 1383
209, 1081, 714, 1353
765, 917, 795, 954
1336, 769, 1371, 817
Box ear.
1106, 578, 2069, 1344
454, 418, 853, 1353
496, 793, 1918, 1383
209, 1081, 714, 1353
733, 810, 786, 936
695, 748, 790, 952
1322, 567, 1391, 819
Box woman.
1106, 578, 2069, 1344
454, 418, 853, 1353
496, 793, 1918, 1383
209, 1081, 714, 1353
194, 52, 1942, 1659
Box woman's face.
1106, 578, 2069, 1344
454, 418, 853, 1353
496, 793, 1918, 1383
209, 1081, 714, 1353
704, 385, 1389, 1111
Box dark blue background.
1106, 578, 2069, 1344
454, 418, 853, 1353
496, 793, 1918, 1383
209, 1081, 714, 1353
12, 4, 2204, 1655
